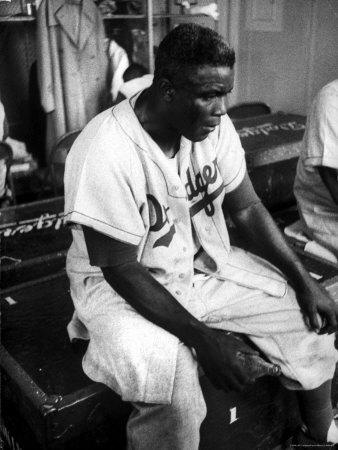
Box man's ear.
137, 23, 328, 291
157, 78, 176, 102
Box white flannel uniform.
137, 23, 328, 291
65, 95, 337, 404
294, 79, 338, 257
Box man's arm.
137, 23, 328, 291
318, 166, 338, 205
224, 172, 338, 334
83, 226, 255, 392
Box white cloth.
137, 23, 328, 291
0, 100, 5, 140
107, 39, 129, 103
119, 74, 153, 100
294, 79, 338, 257
284, 220, 338, 264
0, 99, 9, 200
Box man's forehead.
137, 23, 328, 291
176, 65, 234, 88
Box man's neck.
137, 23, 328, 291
135, 88, 181, 158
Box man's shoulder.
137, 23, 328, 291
79, 108, 118, 138
315, 79, 338, 111
321, 79, 338, 96
206, 113, 240, 151
219, 114, 238, 138
79, 103, 137, 147
68, 106, 139, 168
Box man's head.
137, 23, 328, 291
154, 23, 235, 84
153, 24, 236, 142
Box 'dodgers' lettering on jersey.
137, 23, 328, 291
185, 158, 224, 217
147, 194, 176, 248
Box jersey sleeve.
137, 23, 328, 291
213, 114, 247, 194
83, 225, 138, 267
64, 122, 147, 246
303, 82, 338, 170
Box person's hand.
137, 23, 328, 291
296, 278, 338, 334
194, 329, 258, 392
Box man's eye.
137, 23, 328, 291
202, 94, 216, 100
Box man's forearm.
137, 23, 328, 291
102, 262, 211, 348
231, 202, 312, 290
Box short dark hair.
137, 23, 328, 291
123, 63, 148, 82
154, 23, 235, 82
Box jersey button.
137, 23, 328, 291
175, 290, 182, 296
182, 246, 187, 252
179, 273, 185, 279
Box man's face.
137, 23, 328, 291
169, 65, 234, 141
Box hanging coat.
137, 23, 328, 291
37, 0, 109, 160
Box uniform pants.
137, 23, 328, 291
68, 269, 337, 450
127, 344, 206, 450
124, 276, 336, 450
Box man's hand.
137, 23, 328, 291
296, 278, 338, 335
194, 329, 258, 391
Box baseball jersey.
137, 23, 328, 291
294, 79, 338, 256
64, 93, 252, 308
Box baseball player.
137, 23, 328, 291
294, 78, 338, 259
64, 24, 338, 449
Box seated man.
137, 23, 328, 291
294, 79, 338, 259
64, 24, 338, 449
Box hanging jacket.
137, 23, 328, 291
37, 0, 109, 160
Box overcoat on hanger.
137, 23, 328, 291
37, 0, 109, 160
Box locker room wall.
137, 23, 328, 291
232, 0, 338, 115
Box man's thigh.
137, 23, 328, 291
193, 275, 337, 390
194, 274, 301, 336
71, 275, 180, 404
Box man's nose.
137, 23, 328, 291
213, 96, 227, 116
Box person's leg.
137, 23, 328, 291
297, 379, 338, 444
69, 274, 206, 448
191, 253, 338, 445
126, 344, 207, 450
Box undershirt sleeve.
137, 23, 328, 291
83, 225, 138, 267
